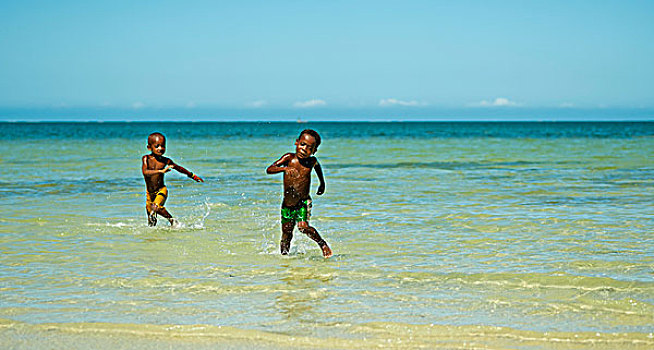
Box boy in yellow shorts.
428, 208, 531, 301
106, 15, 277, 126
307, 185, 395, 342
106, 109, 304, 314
142, 132, 203, 226
266, 129, 332, 257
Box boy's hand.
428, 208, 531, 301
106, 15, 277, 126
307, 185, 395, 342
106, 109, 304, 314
316, 183, 325, 195
161, 165, 174, 173
191, 174, 204, 182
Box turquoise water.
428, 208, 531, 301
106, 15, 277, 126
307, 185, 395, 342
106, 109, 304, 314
1, 122, 653, 349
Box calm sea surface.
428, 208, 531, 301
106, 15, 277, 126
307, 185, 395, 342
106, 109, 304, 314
0, 122, 652, 349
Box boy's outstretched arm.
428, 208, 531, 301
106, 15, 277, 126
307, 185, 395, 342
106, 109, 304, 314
315, 160, 325, 195
171, 160, 204, 182
266, 153, 292, 174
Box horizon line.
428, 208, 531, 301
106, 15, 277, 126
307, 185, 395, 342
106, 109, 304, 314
1, 106, 652, 122
1, 118, 652, 123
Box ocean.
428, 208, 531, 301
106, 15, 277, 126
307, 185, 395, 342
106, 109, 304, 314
0, 121, 652, 349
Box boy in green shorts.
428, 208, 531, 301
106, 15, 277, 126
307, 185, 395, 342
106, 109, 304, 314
266, 129, 333, 258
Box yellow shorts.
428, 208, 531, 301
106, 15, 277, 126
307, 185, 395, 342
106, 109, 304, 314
146, 186, 168, 211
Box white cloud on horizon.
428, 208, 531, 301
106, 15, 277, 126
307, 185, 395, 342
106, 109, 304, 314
248, 100, 268, 108
474, 97, 519, 107
293, 99, 327, 108
379, 98, 424, 107
132, 102, 145, 109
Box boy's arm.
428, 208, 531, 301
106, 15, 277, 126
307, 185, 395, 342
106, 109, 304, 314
266, 153, 292, 174
142, 155, 173, 176
170, 159, 204, 182
314, 159, 325, 195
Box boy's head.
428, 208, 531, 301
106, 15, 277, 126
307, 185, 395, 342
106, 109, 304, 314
147, 132, 166, 156
295, 129, 321, 158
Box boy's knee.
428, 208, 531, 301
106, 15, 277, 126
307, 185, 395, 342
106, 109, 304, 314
298, 227, 315, 236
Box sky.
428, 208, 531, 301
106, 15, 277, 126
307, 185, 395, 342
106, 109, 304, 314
1, 0, 653, 120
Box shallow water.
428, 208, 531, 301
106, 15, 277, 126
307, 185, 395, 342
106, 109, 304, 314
0, 122, 653, 349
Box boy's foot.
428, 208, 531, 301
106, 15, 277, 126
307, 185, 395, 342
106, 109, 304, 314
169, 218, 180, 228
321, 245, 333, 258
148, 211, 157, 226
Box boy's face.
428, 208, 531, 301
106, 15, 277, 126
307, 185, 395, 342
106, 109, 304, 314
147, 135, 166, 156
295, 133, 317, 159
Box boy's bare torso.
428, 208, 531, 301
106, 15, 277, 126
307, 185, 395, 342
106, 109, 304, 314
282, 153, 316, 207
142, 154, 170, 193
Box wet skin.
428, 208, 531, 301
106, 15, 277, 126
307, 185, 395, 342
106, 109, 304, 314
142, 134, 203, 225
267, 133, 332, 257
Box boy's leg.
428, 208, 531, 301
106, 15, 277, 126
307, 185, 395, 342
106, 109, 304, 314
298, 222, 332, 258
146, 207, 157, 226
153, 204, 177, 226
146, 194, 157, 226
281, 221, 295, 255
155, 205, 173, 219
151, 188, 175, 226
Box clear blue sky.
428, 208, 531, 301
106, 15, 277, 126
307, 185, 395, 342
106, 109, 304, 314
1, 0, 653, 120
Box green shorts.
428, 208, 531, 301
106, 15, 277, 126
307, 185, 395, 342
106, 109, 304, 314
281, 199, 312, 224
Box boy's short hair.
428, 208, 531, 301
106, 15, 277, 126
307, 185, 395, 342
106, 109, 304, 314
299, 129, 321, 149
148, 132, 165, 145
